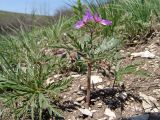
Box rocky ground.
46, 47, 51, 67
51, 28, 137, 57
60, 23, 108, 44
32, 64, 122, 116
49, 31, 160, 120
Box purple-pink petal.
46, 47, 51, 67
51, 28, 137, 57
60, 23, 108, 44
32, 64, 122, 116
99, 19, 112, 26
83, 10, 93, 22
75, 20, 85, 29
74, 9, 112, 29
93, 14, 102, 22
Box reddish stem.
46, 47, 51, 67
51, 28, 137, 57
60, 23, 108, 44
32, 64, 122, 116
86, 62, 92, 107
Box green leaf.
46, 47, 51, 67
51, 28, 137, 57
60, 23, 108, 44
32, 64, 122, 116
95, 37, 120, 54
47, 78, 72, 94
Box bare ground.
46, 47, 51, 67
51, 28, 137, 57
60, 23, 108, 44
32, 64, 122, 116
55, 31, 160, 120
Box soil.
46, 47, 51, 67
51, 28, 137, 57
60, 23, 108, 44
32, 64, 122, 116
54, 31, 160, 120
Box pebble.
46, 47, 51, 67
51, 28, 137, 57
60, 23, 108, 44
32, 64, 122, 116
98, 117, 108, 120
78, 108, 93, 117
104, 108, 116, 120
77, 91, 84, 95
97, 102, 103, 108
97, 85, 105, 89
76, 96, 85, 102
139, 92, 160, 112
91, 75, 103, 84
71, 74, 81, 78
131, 50, 155, 59
91, 110, 97, 113
63, 95, 67, 99
119, 92, 128, 100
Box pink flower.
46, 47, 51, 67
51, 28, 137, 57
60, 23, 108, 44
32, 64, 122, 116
93, 13, 112, 26
75, 10, 93, 29
75, 10, 112, 29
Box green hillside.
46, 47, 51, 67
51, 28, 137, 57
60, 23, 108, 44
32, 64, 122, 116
0, 11, 55, 34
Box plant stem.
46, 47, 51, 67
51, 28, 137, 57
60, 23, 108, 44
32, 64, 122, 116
86, 62, 92, 107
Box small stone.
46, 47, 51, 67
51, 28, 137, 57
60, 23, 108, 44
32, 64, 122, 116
76, 96, 85, 102
97, 85, 105, 89
77, 91, 84, 95
153, 89, 160, 94
71, 74, 81, 78
74, 101, 81, 106
67, 115, 76, 120
97, 103, 103, 108
97, 97, 100, 100
91, 99, 96, 102
119, 92, 128, 100
81, 106, 85, 109
120, 50, 125, 53
54, 49, 67, 58
21, 66, 27, 73
139, 92, 160, 112
155, 39, 160, 46
98, 117, 108, 120
131, 51, 155, 59
46, 74, 63, 85
79, 108, 93, 117
91, 75, 103, 84
80, 86, 85, 90
91, 110, 97, 113
68, 97, 72, 101
63, 33, 67, 36
111, 66, 116, 71
54, 74, 62, 78
81, 100, 85, 104
78, 85, 85, 91
104, 108, 116, 120
153, 90, 160, 98
133, 40, 138, 43
45, 77, 54, 85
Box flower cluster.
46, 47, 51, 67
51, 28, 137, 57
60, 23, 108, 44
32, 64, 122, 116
75, 10, 112, 29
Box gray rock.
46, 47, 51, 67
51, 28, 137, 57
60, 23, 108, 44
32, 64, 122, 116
119, 92, 128, 100
104, 108, 116, 120
73, 101, 81, 106
97, 102, 103, 108
70, 74, 81, 78
139, 92, 160, 112
127, 114, 149, 120
91, 110, 97, 113
76, 96, 85, 102
91, 75, 103, 84
78, 108, 93, 117
131, 51, 155, 59
77, 91, 84, 95
45, 74, 62, 85
98, 117, 108, 120
97, 85, 105, 89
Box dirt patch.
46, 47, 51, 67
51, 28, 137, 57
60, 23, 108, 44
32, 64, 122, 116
54, 32, 160, 120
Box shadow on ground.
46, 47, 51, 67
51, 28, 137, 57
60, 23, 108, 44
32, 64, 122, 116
90, 87, 142, 110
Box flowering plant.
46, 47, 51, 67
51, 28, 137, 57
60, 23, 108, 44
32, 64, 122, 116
74, 10, 112, 106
